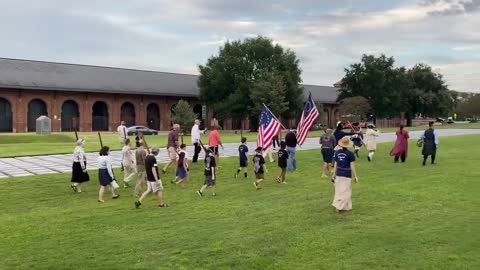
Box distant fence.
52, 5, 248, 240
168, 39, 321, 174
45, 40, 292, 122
375, 118, 406, 128
375, 118, 436, 128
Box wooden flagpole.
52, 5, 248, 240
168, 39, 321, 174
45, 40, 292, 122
98, 132, 104, 148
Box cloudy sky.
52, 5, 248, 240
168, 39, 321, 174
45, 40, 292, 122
1, 0, 479, 92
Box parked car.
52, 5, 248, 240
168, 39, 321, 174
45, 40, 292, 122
446, 117, 454, 124
127, 126, 158, 136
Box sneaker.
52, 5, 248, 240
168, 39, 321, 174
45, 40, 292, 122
112, 195, 120, 199
196, 190, 203, 197
134, 201, 141, 209
71, 184, 77, 192
212, 193, 216, 196
282, 181, 287, 184
162, 169, 167, 174
253, 182, 258, 189
98, 199, 105, 203
159, 203, 169, 208
367, 156, 371, 162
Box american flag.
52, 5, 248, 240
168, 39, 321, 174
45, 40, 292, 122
257, 104, 282, 151
297, 93, 319, 145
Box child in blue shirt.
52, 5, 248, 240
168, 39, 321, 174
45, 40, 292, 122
235, 137, 249, 179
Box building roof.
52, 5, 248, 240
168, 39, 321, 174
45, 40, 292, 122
0, 58, 339, 103
0, 58, 199, 97
303, 84, 339, 104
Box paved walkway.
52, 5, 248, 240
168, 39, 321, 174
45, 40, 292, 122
1, 129, 479, 178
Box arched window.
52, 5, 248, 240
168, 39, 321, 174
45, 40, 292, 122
193, 104, 202, 119
28, 99, 48, 132
0, 98, 12, 132
120, 102, 136, 127
92, 101, 109, 131
146, 103, 160, 130
61, 100, 80, 131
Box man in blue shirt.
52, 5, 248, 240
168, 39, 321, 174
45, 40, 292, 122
235, 137, 249, 179
422, 121, 439, 166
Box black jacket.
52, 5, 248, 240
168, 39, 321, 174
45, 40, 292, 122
285, 132, 297, 147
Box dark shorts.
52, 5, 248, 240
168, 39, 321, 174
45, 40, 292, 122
240, 160, 248, 167
255, 173, 264, 180
204, 175, 215, 186
322, 148, 334, 163
209, 146, 219, 156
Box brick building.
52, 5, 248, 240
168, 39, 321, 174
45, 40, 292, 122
0, 58, 340, 133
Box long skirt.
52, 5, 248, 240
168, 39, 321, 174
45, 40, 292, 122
71, 162, 90, 183
332, 176, 353, 211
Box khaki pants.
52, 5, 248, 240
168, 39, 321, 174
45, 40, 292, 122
123, 165, 137, 185
134, 166, 147, 197
332, 176, 352, 211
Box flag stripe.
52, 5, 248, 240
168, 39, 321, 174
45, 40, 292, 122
297, 93, 319, 145
257, 105, 282, 152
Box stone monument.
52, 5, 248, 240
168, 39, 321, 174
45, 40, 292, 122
36, 115, 51, 135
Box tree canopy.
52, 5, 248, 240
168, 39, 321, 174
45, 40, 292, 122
456, 93, 480, 119
338, 54, 455, 122
198, 36, 303, 124
338, 96, 371, 120
172, 100, 196, 134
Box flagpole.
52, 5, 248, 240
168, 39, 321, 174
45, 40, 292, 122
262, 103, 287, 130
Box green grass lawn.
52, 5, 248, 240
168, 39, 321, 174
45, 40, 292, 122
0, 122, 479, 157
0, 136, 479, 269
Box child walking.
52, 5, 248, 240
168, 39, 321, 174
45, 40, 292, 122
135, 147, 168, 208
196, 148, 217, 197
97, 146, 120, 202
276, 142, 288, 184
235, 137, 249, 179
350, 123, 364, 157
121, 138, 136, 188
173, 144, 189, 186
253, 147, 266, 190
365, 124, 380, 161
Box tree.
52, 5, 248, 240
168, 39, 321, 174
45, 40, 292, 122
405, 63, 456, 119
249, 72, 290, 117
456, 93, 480, 119
339, 55, 456, 125
172, 100, 196, 135
198, 36, 303, 128
338, 54, 408, 118
338, 96, 371, 121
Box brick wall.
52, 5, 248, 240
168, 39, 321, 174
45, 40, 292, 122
0, 88, 203, 133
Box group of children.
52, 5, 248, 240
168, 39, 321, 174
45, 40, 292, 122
70, 132, 294, 209
233, 137, 289, 190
